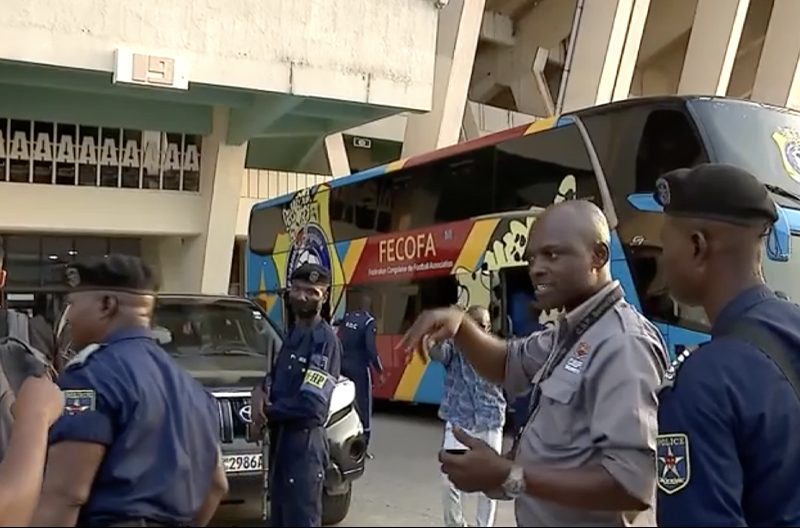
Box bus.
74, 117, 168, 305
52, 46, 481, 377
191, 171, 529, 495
245, 95, 800, 405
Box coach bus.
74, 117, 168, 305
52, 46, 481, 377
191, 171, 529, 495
246, 95, 800, 405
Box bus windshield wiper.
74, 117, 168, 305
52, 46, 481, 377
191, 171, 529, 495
765, 183, 800, 207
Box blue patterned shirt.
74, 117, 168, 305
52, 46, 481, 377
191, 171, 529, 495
430, 339, 506, 432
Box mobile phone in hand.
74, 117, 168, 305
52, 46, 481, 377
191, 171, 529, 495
445, 448, 468, 455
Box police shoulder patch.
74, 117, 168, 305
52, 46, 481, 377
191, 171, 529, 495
63, 389, 96, 415
657, 433, 691, 495
303, 367, 330, 390
65, 343, 103, 370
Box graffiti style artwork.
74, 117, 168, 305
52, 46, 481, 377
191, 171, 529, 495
246, 120, 588, 404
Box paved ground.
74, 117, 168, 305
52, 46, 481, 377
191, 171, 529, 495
339, 403, 517, 527
216, 403, 517, 527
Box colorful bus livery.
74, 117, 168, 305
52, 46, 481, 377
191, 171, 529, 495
247, 95, 800, 406
248, 191, 542, 404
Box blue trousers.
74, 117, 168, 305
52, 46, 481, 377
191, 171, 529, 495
269, 426, 328, 527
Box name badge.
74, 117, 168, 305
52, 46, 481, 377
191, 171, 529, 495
564, 357, 584, 374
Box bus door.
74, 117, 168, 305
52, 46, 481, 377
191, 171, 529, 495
570, 102, 714, 358
496, 266, 542, 338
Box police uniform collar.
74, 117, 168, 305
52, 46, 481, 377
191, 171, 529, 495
711, 284, 775, 336
561, 280, 622, 331
104, 326, 155, 344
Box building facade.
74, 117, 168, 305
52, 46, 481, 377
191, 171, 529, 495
3, 0, 800, 316
0, 0, 443, 315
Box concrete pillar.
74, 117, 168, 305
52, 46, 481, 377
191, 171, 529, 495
559, 0, 651, 113
401, 0, 486, 156
751, 0, 800, 109
324, 133, 351, 177
144, 107, 247, 294
678, 0, 750, 95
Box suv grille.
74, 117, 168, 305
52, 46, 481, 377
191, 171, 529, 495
213, 392, 252, 443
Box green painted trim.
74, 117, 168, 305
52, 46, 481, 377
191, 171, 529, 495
0, 84, 212, 134
0, 60, 254, 108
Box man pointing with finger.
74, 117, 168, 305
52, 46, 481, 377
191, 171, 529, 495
400, 201, 669, 527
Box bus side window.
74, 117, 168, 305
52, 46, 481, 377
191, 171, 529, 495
493, 124, 601, 212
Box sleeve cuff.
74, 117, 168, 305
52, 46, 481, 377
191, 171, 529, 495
601, 449, 656, 507
49, 413, 114, 446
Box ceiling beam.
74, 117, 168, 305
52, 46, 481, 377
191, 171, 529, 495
480, 11, 515, 46
226, 95, 303, 145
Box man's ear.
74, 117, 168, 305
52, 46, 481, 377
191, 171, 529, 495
592, 241, 610, 269
100, 295, 119, 317
691, 231, 708, 260
0, 269, 6, 289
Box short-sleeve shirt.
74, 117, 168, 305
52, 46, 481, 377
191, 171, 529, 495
50, 327, 221, 525
505, 281, 669, 527
430, 339, 506, 432
657, 285, 800, 526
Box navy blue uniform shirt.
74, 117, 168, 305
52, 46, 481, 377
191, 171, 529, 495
50, 327, 221, 526
267, 318, 342, 428
657, 285, 800, 527
337, 311, 382, 374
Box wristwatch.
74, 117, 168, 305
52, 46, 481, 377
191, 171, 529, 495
501, 465, 526, 499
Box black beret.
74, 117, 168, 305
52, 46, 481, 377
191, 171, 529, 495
65, 254, 160, 294
655, 163, 778, 227
290, 263, 331, 287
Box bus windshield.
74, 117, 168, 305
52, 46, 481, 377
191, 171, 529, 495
689, 99, 800, 196
689, 99, 800, 302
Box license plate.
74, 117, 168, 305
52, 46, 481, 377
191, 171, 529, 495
223, 454, 263, 473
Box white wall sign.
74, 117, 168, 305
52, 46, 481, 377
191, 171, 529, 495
113, 48, 190, 90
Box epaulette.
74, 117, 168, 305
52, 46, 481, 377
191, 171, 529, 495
65, 343, 105, 370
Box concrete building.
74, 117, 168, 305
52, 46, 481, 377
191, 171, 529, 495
3, 0, 800, 314
0, 0, 443, 314
326, 0, 800, 160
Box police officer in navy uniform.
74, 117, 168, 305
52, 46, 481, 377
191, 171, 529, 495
261, 263, 342, 527
337, 291, 382, 451
32, 255, 228, 527
654, 163, 800, 526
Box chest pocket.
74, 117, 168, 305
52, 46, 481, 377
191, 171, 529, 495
279, 353, 308, 386
534, 373, 582, 446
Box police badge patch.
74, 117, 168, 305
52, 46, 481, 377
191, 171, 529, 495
655, 178, 671, 206
657, 433, 690, 494
63, 389, 96, 416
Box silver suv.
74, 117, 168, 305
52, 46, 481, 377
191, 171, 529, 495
56, 294, 366, 526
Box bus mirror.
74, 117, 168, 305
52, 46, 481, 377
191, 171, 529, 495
767, 206, 791, 263
626, 193, 662, 213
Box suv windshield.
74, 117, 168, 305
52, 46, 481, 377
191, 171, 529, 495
153, 298, 281, 361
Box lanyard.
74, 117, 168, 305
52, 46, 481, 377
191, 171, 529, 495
510, 285, 624, 456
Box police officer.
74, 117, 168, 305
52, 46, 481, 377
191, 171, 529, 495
400, 200, 668, 526
337, 291, 382, 450
33, 255, 228, 527
262, 263, 342, 527
653, 163, 800, 526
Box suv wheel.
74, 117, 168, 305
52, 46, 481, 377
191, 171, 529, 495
321, 482, 352, 526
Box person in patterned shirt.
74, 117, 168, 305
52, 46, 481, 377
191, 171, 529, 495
428, 305, 506, 528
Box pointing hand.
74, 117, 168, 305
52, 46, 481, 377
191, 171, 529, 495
397, 307, 465, 363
